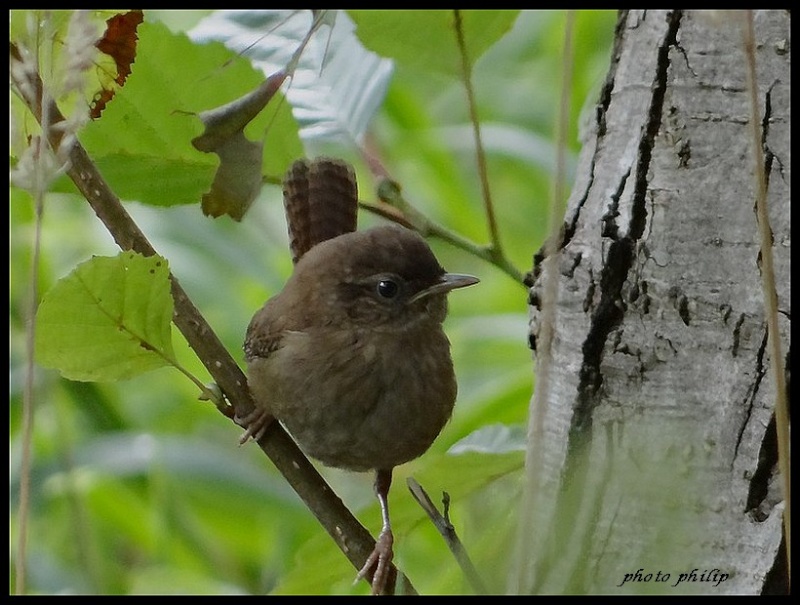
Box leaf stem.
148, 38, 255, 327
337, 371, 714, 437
171, 358, 229, 413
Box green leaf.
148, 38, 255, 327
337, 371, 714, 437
128, 566, 248, 595
191, 10, 394, 146
74, 19, 302, 207
448, 422, 526, 455
35, 252, 176, 381
348, 10, 519, 76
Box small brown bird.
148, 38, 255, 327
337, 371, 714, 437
241, 158, 478, 594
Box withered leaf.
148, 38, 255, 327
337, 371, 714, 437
90, 9, 144, 119
200, 132, 264, 221
192, 69, 287, 221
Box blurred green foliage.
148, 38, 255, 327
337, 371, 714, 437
9, 9, 616, 595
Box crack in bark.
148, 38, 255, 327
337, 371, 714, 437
672, 37, 697, 79
595, 10, 629, 138
761, 84, 773, 147
744, 415, 777, 521
732, 313, 746, 357
558, 150, 596, 257
574, 239, 632, 432
759, 83, 780, 196
733, 328, 768, 465
761, 81, 787, 185
601, 167, 631, 238
571, 10, 682, 437
559, 10, 629, 253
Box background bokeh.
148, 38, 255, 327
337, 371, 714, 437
9, 10, 616, 594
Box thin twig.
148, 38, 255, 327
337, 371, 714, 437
359, 129, 526, 286
741, 10, 790, 583
10, 42, 415, 595
366, 178, 526, 285
15, 137, 45, 602
14, 17, 54, 593
453, 9, 503, 260
407, 477, 488, 594
16, 156, 43, 597
358, 15, 528, 287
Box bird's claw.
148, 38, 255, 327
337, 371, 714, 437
355, 529, 395, 595
234, 407, 272, 445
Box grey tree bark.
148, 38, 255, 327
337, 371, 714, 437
517, 10, 789, 595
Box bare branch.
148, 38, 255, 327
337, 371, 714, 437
407, 477, 487, 594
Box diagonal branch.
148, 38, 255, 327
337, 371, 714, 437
10, 42, 415, 595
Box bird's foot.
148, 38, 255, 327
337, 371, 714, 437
234, 406, 272, 445
355, 528, 395, 595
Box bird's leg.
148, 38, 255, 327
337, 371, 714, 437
356, 468, 397, 595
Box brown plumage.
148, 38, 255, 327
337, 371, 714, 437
242, 157, 478, 594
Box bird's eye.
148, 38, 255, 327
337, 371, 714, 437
376, 279, 399, 299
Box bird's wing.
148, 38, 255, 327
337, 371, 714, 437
243, 297, 290, 361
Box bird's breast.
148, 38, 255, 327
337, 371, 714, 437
251, 324, 457, 471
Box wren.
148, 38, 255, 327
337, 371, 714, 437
241, 157, 478, 594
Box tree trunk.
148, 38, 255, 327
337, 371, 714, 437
518, 9, 789, 594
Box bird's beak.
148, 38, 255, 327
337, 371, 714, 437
409, 273, 479, 303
